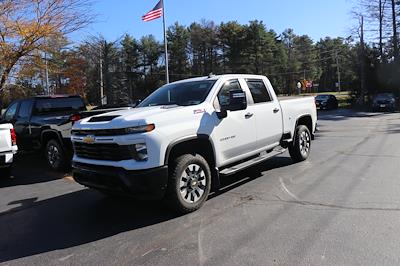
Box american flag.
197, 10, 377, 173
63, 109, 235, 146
142, 0, 163, 22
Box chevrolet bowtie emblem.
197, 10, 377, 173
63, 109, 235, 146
83, 135, 96, 144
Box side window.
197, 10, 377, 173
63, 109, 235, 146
246, 79, 272, 103
4, 102, 18, 121
217, 80, 242, 106
17, 100, 33, 120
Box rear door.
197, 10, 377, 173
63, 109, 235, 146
244, 78, 282, 149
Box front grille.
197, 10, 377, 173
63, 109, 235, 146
72, 128, 128, 136
73, 142, 133, 161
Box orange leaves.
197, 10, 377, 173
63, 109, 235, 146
0, 0, 94, 91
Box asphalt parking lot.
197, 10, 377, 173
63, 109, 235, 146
1, 109, 400, 265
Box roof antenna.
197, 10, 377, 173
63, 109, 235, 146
208, 73, 215, 78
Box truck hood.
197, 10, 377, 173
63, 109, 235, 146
74, 105, 205, 130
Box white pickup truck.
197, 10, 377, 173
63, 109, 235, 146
72, 74, 317, 213
0, 123, 18, 177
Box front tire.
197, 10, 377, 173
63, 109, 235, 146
165, 154, 211, 214
289, 125, 311, 163
45, 139, 68, 171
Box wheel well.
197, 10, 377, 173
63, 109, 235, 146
296, 115, 313, 133
166, 138, 215, 168
41, 131, 61, 149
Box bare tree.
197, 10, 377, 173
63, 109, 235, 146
354, 0, 391, 59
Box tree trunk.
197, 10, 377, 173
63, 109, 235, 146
379, 0, 384, 60
392, 0, 399, 61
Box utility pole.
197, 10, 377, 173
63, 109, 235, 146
360, 15, 366, 105
45, 51, 50, 95
99, 44, 105, 105
335, 50, 341, 94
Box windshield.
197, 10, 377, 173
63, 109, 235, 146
138, 80, 216, 107
316, 95, 330, 100
375, 93, 395, 100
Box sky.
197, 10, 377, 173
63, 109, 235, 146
71, 0, 356, 43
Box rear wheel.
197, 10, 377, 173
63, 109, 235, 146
165, 154, 211, 214
289, 125, 311, 163
45, 139, 68, 171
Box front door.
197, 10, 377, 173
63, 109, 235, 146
211, 79, 257, 166
14, 99, 34, 149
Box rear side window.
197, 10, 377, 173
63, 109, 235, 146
218, 80, 242, 106
34, 97, 85, 114
4, 102, 18, 121
17, 100, 33, 120
246, 79, 272, 103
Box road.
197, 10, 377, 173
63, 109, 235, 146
1, 109, 400, 265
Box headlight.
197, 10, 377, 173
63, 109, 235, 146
125, 124, 155, 134
130, 143, 148, 161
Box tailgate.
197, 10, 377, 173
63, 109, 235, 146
0, 124, 12, 153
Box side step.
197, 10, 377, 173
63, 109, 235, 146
219, 147, 287, 176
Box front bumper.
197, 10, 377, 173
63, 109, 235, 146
373, 103, 395, 111
72, 162, 168, 200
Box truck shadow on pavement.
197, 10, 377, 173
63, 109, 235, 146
0, 156, 294, 263
0, 153, 69, 188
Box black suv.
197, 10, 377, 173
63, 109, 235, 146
1, 95, 86, 171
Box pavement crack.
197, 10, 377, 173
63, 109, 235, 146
273, 195, 400, 212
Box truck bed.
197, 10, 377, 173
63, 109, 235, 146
0, 123, 13, 153
279, 96, 317, 137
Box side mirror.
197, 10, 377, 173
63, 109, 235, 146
226, 90, 247, 111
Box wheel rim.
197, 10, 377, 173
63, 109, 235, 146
179, 164, 207, 204
299, 131, 311, 156
47, 144, 60, 167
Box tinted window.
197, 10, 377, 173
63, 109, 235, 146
246, 79, 272, 103
139, 80, 215, 107
4, 102, 18, 121
18, 100, 33, 119
34, 97, 85, 114
218, 80, 242, 106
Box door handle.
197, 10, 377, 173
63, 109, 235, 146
273, 108, 280, 113
245, 113, 254, 119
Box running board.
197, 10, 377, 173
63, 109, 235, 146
219, 148, 287, 176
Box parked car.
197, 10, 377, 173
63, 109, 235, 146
1, 95, 136, 171
315, 94, 338, 110
0, 123, 18, 177
372, 93, 397, 112
71, 74, 317, 213
1, 95, 86, 171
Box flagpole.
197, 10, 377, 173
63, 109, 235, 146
162, 0, 169, 84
